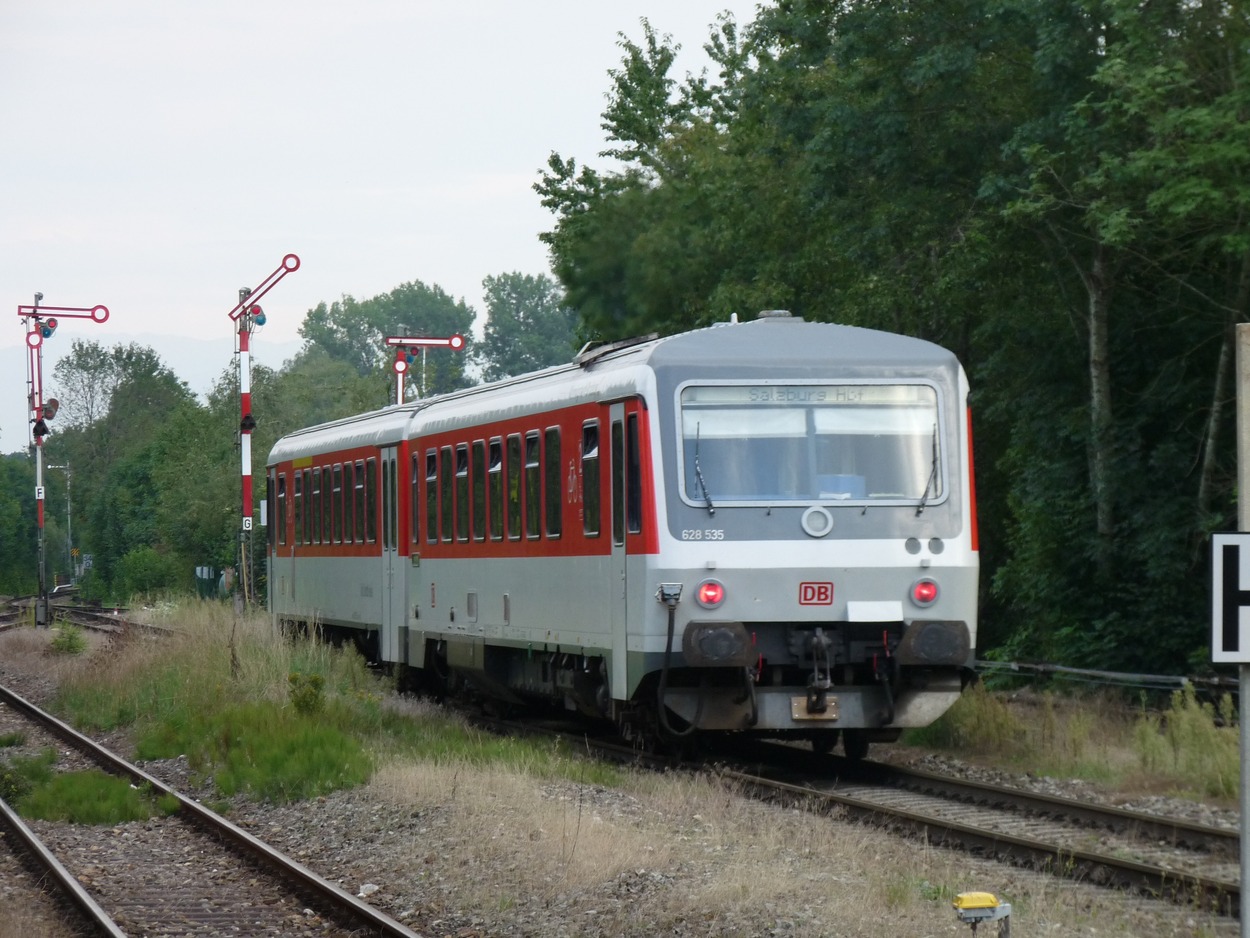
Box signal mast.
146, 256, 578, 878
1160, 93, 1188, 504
16, 294, 109, 626
386, 332, 465, 403
225, 254, 299, 606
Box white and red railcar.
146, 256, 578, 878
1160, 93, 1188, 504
266, 311, 978, 757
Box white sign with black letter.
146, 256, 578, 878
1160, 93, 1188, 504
1212, 533, 1250, 663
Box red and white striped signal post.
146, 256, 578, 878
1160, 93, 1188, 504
226, 253, 299, 605
16, 296, 108, 626
386, 333, 465, 403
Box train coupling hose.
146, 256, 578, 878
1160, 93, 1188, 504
655, 584, 699, 739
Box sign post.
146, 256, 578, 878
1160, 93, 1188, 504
1222, 323, 1250, 936
226, 254, 299, 605
16, 296, 108, 626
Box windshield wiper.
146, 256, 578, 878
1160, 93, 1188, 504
694, 424, 715, 516
915, 424, 938, 517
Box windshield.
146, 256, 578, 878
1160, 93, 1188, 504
679, 384, 942, 504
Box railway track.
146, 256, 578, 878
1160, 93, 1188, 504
0, 681, 422, 937
712, 739, 1240, 918
482, 714, 1241, 920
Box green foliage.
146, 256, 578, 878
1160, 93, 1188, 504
138, 701, 372, 803
475, 272, 579, 381
903, 682, 1026, 755
16, 769, 179, 824
49, 625, 87, 656
536, 0, 1248, 675
115, 546, 183, 600
299, 280, 475, 398
288, 671, 326, 715
0, 454, 39, 593
1132, 687, 1238, 800
0, 748, 56, 802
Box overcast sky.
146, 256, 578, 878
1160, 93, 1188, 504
0, 0, 757, 452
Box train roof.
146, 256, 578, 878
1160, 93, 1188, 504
268, 313, 962, 465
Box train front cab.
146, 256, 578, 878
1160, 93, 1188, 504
628, 322, 978, 757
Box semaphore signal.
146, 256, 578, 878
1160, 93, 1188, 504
16, 293, 109, 627
229, 254, 299, 606
385, 332, 465, 402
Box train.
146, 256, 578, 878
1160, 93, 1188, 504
265, 310, 979, 758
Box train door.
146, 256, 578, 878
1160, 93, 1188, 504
380, 446, 404, 663
608, 403, 629, 699
266, 466, 293, 618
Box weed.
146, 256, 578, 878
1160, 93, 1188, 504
18, 770, 179, 824
0, 748, 56, 801
0, 731, 26, 747
48, 625, 86, 656
1132, 686, 1238, 800
288, 671, 326, 714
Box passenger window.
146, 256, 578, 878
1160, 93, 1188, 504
312, 467, 323, 544
293, 470, 303, 545
582, 422, 600, 537
525, 431, 541, 539
410, 454, 421, 545
302, 469, 313, 544
506, 434, 522, 540
322, 465, 332, 545
425, 450, 438, 544
353, 460, 366, 543
611, 420, 624, 546
276, 472, 287, 546
332, 464, 343, 543
455, 444, 470, 542
472, 441, 486, 541
440, 446, 454, 542
343, 461, 355, 544
488, 438, 503, 541
544, 427, 561, 538
365, 457, 378, 543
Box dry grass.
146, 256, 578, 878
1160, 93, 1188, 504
367, 755, 1231, 936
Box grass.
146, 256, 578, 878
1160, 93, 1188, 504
47, 599, 622, 805
17, 769, 180, 823
904, 679, 1240, 801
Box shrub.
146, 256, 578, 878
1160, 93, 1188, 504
49, 624, 87, 656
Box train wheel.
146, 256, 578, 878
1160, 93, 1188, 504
842, 730, 870, 761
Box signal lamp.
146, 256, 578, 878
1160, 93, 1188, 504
32, 418, 49, 439
42, 398, 59, 420
249, 305, 266, 326
911, 578, 938, 607
40, 317, 58, 339
240, 413, 257, 432
695, 578, 726, 609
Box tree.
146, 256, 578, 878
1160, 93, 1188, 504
535, 0, 1250, 673
475, 273, 579, 381
299, 280, 476, 399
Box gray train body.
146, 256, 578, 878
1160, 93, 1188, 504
266, 312, 978, 757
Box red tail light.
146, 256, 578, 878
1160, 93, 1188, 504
911, 578, 938, 607
696, 579, 725, 609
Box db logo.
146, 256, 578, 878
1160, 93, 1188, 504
799, 582, 834, 605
